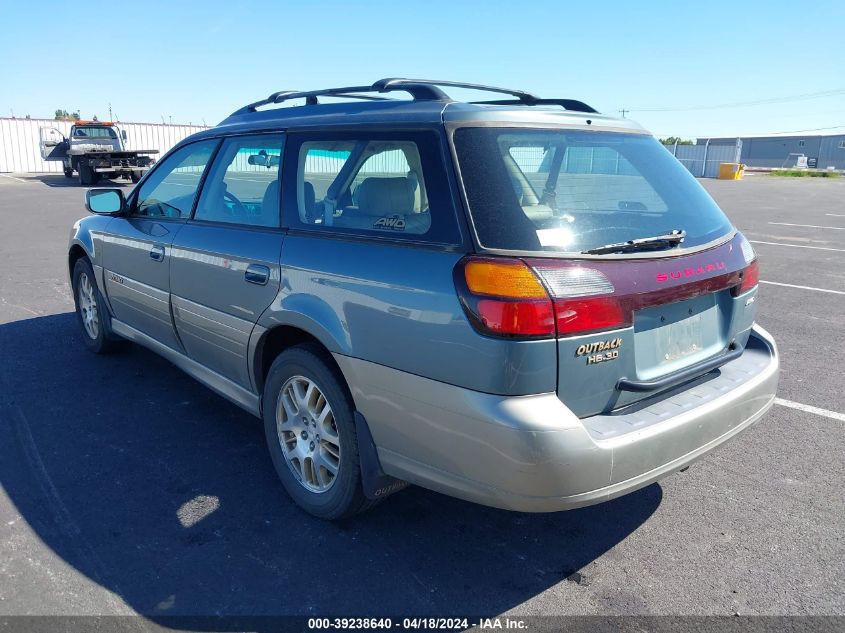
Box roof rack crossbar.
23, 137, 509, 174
230, 78, 598, 116
231, 86, 391, 115
470, 98, 598, 114
372, 78, 540, 103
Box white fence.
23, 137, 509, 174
664, 141, 743, 178
0, 117, 209, 173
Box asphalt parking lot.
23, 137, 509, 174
0, 173, 843, 621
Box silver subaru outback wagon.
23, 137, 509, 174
68, 79, 779, 520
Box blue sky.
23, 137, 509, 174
2, 0, 843, 139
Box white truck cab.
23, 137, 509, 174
39, 121, 157, 185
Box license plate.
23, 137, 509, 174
658, 313, 703, 364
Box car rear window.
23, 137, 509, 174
452, 128, 733, 254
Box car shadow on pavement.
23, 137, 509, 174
27, 174, 134, 188
0, 313, 662, 622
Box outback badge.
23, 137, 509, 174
576, 337, 622, 365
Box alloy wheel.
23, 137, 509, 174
275, 375, 341, 493
77, 272, 100, 340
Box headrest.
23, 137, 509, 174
303, 181, 315, 211
262, 179, 279, 212
355, 177, 415, 216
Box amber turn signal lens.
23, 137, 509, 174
463, 259, 549, 299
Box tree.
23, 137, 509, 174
55, 109, 81, 121
659, 136, 694, 145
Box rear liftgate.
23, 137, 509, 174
454, 233, 759, 417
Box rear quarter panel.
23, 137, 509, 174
258, 235, 558, 395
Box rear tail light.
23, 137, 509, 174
455, 257, 629, 339
734, 233, 759, 295
456, 258, 555, 338
735, 259, 759, 295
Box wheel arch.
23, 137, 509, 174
252, 324, 352, 403
252, 322, 403, 502
68, 242, 90, 280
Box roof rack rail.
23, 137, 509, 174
231, 78, 597, 116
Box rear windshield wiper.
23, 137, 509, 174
581, 230, 686, 255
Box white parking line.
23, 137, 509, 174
826, 214, 845, 218
775, 398, 845, 422
750, 240, 845, 253
0, 174, 26, 183
769, 222, 845, 231
760, 280, 845, 295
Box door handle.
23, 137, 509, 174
149, 245, 165, 262
245, 264, 270, 285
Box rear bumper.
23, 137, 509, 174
334, 324, 779, 512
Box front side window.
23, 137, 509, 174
453, 128, 733, 253
287, 132, 460, 243
133, 140, 217, 218
194, 134, 284, 227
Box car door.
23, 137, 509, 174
169, 133, 285, 389
100, 139, 218, 351
39, 126, 68, 161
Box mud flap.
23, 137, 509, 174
354, 411, 409, 500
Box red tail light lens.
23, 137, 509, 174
554, 296, 630, 336
738, 260, 759, 294
476, 299, 556, 337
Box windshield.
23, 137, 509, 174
72, 126, 117, 138
452, 128, 733, 254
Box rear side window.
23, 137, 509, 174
285, 131, 460, 244
453, 128, 733, 253
194, 134, 284, 227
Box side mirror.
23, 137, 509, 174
85, 188, 126, 215
121, 130, 127, 141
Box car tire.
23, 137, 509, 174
63, 165, 73, 178
262, 344, 375, 520
71, 258, 125, 354
78, 162, 93, 186
130, 171, 142, 183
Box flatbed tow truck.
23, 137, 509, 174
39, 121, 157, 185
